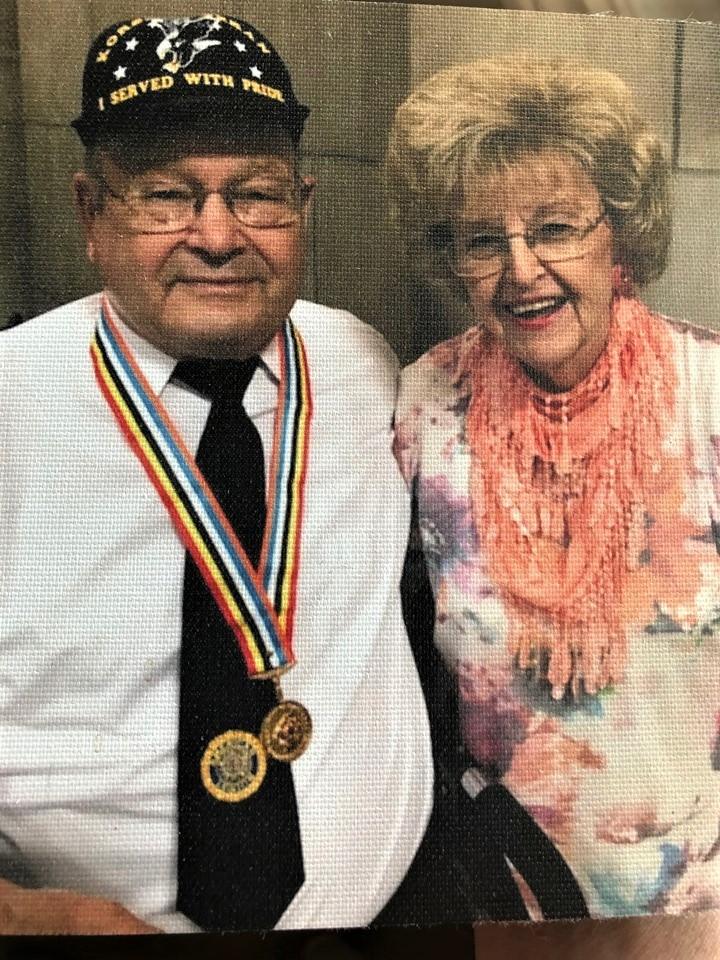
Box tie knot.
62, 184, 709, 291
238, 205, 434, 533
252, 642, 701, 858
173, 357, 259, 403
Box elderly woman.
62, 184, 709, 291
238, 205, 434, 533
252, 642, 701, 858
388, 54, 720, 923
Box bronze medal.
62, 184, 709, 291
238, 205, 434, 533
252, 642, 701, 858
260, 700, 312, 762
200, 730, 267, 802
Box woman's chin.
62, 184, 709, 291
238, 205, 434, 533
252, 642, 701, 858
512, 340, 588, 391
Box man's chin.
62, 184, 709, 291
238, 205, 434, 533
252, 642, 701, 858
171, 278, 261, 300
162, 311, 282, 361
166, 279, 262, 312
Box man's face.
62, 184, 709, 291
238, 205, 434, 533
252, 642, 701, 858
75, 136, 313, 359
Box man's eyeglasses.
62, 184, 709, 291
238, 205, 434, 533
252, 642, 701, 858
93, 173, 312, 233
442, 210, 607, 280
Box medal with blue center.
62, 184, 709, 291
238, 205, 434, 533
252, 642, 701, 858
91, 297, 313, 802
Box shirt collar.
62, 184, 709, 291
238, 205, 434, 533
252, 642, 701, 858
104, 295, 282, 396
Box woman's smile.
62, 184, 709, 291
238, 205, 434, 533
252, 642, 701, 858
498, 294, 571, 331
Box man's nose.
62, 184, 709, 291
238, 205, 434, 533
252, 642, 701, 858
185, 192, 246, 256
503, 236, 546, 286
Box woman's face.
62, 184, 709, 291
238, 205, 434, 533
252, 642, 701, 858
457, 151, 615, 391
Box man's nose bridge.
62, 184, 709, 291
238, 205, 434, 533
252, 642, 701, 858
194, 189, 232, 221
191, 190, 243, 246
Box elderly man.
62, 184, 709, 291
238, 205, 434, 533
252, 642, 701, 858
0, 14, 432, 934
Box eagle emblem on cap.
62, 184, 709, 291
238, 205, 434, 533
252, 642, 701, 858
149, 17, 223, 74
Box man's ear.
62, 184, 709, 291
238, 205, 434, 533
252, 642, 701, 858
73, 172, 100, 263
300, 174, 316, 229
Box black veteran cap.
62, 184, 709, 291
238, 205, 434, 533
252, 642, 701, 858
72, 14, 310, 146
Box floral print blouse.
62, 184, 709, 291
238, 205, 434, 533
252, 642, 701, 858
395, 313, 720, 919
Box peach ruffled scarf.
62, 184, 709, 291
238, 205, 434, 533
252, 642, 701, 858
466, 296, 696, 699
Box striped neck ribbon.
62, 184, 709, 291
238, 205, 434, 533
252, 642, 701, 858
90, 298, 313, 679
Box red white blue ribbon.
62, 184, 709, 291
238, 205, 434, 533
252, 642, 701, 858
91, 297, 312, 677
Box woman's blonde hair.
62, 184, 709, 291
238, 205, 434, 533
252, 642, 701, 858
387, 53, 671, 288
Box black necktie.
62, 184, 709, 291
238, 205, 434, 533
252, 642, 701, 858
174, 358, 304, 931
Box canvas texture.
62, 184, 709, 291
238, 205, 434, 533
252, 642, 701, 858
1, 0, 719, 943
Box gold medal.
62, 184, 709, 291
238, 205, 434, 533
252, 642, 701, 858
260, 700, 312, 762
200, 730, 267, 802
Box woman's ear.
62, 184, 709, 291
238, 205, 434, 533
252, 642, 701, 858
611, 262, 633, 298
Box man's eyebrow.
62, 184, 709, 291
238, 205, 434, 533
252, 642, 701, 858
237, 160, 296, 178
133, 166, 296, 187
154, 161, 294, 181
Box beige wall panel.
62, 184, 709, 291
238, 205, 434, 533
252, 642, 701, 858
407, 284, 472, 360
0, 54, 23, 124
86, 0, 273, 33
87, 0, 408, 162
409, 7, 676, 154
644, 172, 720, 331
23, 123, 96, 316
503, 0, 720, 17
17, 1, 91, 124
0, 121, 32, 325
0, 0, 19, 42
276, 0, 408, 161
0, 0, 22, 74
678, 23, 720, 170
0, 2, 30, 326
0, 42, 23, 123
87, 1, 286, 29
312, 155, 410, 357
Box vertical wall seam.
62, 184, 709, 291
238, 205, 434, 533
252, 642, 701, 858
672, 20, 685, 170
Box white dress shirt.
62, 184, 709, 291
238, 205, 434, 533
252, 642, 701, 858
0, 293, 433, 932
